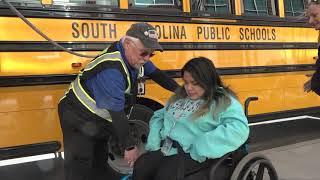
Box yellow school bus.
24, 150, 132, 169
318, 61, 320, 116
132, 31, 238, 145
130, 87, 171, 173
0, 0, 319, 175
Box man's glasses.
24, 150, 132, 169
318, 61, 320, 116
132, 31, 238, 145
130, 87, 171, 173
130, 40, 155, 58
140, 51, 155, 58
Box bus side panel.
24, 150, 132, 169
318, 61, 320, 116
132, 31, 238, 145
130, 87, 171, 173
0, 85, 66, 148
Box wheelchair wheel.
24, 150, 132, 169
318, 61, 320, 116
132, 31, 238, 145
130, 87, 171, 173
230, 152, 278, 180
107, 105, 153, 177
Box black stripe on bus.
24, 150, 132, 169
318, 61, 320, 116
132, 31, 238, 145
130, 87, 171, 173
0, 74, 77, 87
248, 106, 320, 123
0, 64, 315, 87
0, 6, 311, 27
0, 42, 317, 52
0, 141, 61, 160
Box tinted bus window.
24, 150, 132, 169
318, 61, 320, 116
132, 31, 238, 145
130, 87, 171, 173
135, 0, 175, 5
243, 0, 277, 16
53, 0, 119, 6
191, 0, 231, 13
130, 0, 182, 9
0, 0, 41, 7
284, 0, 305, 16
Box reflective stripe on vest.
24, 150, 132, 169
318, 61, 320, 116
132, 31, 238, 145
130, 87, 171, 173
83, 51, 131, 94
72, 76, 112, 121
71, 51, 131, 122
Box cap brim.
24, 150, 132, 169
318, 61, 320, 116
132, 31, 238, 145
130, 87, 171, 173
149, 43, 163, 52
141, 39, 163, 52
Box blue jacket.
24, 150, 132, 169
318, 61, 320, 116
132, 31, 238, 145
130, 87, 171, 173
145, 96, 249, 163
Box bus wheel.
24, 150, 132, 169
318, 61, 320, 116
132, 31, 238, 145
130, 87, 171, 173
107, 104, 154, 177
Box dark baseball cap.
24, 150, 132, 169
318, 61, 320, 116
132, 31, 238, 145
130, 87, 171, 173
126, 22, 163, 52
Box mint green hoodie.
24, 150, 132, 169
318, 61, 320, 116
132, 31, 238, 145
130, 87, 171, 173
145, 96, 249, 163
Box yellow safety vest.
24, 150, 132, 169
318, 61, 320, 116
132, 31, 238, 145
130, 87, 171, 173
61, 51, 144, 122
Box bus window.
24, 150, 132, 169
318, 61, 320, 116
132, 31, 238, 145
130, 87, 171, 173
0, 0, 42, 7
52, 0, 119, 6
242, 0, 278, 16
284, 0, 305, 16
129, 0, 182, 9
191, 0, 231, 13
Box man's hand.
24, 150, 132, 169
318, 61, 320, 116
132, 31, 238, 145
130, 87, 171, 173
124, 147, 139, 168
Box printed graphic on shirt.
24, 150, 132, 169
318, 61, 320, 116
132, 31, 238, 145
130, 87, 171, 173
169, 99, 202, 120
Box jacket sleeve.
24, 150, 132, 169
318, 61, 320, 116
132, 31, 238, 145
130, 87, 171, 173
148, 68, 179, 92
145, 107, 166, 151
109, 110, 136, 150
190, 99, 249, 160
311, 72, 320, 96
311, 58, 320, 96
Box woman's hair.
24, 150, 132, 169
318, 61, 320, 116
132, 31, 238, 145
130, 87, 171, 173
168, 57, 237, 119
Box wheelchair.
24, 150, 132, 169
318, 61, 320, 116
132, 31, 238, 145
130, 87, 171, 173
115, 97, 278, 180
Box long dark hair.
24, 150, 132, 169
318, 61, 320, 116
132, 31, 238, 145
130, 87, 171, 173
168, 57, 237, 118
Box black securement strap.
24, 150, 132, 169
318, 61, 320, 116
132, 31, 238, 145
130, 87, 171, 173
174, 141, 185, 180
173, 141, 214, 179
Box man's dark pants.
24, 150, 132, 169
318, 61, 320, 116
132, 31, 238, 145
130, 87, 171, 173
58, 99, 113, 180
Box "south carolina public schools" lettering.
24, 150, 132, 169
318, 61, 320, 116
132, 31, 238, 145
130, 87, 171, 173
70, 22, 277, 42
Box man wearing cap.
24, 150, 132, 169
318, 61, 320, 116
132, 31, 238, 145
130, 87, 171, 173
58, 22, 178, 180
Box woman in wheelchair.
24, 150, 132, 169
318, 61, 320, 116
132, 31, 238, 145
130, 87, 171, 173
132, 57, 250, 180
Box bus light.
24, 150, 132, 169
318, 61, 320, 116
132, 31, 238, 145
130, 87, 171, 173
71, 62, 82, 68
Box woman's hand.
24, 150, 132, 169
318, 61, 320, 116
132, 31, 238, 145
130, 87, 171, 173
124, 147, 139, 168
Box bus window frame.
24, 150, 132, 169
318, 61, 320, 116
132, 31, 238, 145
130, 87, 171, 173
189, 0, 236, 16
241, 0, 279, 17
0, 0, 42, 8
51, 0, 120, 8
283, 0, 307, 17
132, 0, 176, 6
0, 1, 122, 12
